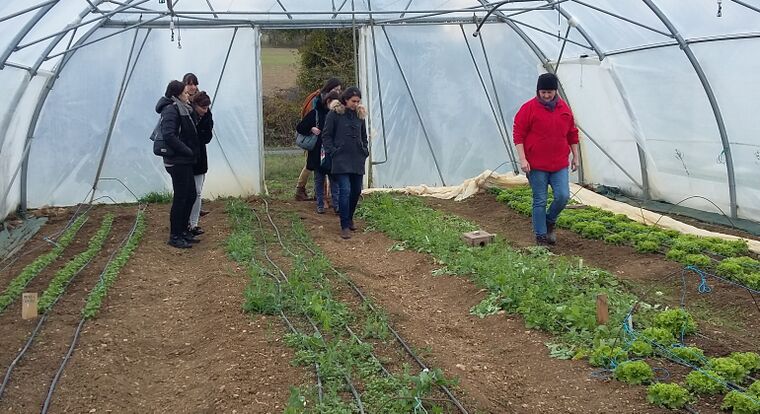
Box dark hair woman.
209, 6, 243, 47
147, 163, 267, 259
155, 79, 200, 248
182, 72, 199, 98
188, 91, 213, 235
296, 90, 340, 214
513, 72, 579, 246
321, 86, 369, 239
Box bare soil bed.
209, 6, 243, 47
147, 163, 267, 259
0, 194, 756, 413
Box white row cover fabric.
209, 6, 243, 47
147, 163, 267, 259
26, 27, 262, 208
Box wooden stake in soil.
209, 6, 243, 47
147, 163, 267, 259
22, 293, 38, 319
596, 294, 609, 325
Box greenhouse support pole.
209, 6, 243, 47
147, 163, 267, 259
731, 0, 760, 14
208, 28, 248, 193
643, 0, 738, 218
0, 0, 61, 70
380, 26, 446, 186
366, 1, 390, 166
607, 63, 651, 199
545, 0, 605, 60
19, 5, 145, 213
461, 25, 517, 174
0, 0, 57, 25
89, 26, 145, 203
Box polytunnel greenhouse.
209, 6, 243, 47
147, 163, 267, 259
1, 0, 759, 220
1, 1, 760, 413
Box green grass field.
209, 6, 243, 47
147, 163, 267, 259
264, 152, 313, 199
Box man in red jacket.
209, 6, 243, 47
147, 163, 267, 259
513, 73, 579, 246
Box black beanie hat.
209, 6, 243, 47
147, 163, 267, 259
536, 73, 559, 91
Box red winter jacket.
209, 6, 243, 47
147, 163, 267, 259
513, 97, 579, 172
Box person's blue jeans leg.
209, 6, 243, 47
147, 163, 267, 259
528, 170, 550, 236
348, 174, 363, 225
546, 167, 570, 225
335, 174, 352, 229
329, 174, 340, 210
314, 171, 326, 209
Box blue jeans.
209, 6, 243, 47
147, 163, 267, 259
314, 171, 339, 209
528, 168, 570, 236
334, 173, 363, 229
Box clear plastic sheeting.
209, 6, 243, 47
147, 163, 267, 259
27, 27, 262, 208
556, 58, 644, 197
608, 48, 731, 215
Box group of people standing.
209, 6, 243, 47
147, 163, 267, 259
155, 71, 577, 247
156, 73, 214, 249
295, 78, 369, 240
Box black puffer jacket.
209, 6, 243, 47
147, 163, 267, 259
192, 108, 214, 175
155, 96, 199, 165
321, 102, 369, 175
295, 97, 330, 171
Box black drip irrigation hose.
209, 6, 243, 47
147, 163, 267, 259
256, 199, 367, 413
39, 205, 145, 414
0, 217, 103, 402
277, 202, 469, 414
248, 204, 327, 405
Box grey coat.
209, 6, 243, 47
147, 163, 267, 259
321, 102, 369, 175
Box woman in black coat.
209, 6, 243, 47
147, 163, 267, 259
296, 91, 340, 214
321, 87, 369, 239
188, 91, 213, 235
155, 80, 200, 248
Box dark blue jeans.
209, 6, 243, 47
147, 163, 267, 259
165, 164, 197, 237
314, 171, 339, 209
528, 168, 569, 236
334, 173, 363, 229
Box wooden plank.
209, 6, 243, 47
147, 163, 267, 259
596, 294, 609, 325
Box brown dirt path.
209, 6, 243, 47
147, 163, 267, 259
281, 198, 669, 414
39, 201, 308, 413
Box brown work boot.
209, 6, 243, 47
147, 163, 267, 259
295, 186, 309, 201
340, 228, 352, 239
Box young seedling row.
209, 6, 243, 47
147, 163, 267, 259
225, 198, 468, 413
0, 210, 146, 411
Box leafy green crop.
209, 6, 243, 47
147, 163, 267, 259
721, 390, 760, 414
635, 240, 661, 253
629, 339, 653, 357
579, 222, 607, 239
730, 352, 760, 372
604, 233, 627, 245
614, 360, 654, 385
589, 344, 628, 368
0, 214, 87, 314
647, 383, 691, 409
82, 212, 146, 319
670, 346, 707, 366
685, 370, 726, 395
653, 308, 697, 337
38, 214, 114, 313
709, 357, 748, 384
641, 327, 678, 346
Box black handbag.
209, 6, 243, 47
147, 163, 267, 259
295, 110, 320, 151
150, 115, 175, 157
319, 152, 332, 174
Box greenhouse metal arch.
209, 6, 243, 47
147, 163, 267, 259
1, 1, 758, 222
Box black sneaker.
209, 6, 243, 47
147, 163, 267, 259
181, 231, 201, 244
546, 222, 557, 245
536, 234, 551, 246
190, 226, 204, 236
316, 206, 325, 214
168, 235, 192, 249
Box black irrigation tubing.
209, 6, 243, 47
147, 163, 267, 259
255, 200, 366, 413
248, 204, 327, 404
40, 205, 145, 414
0, 222, 104, 402
279, 205, 470, 414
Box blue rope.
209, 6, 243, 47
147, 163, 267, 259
683, 265, 760, 295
